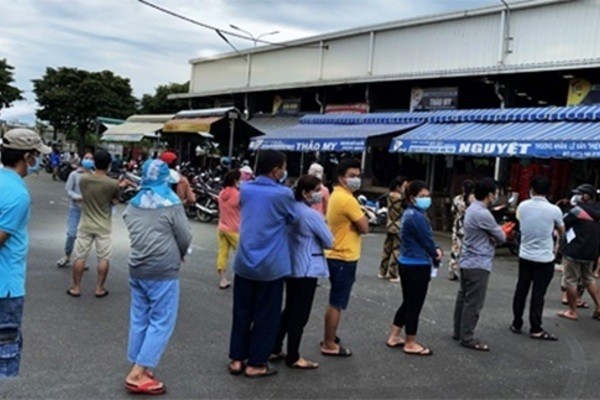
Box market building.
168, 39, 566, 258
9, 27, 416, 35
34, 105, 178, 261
169, 0, 600, 228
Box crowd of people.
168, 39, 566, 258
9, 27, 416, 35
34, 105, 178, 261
2, 128, 600, 395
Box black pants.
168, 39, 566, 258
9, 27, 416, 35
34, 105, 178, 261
512, 258, 554, 334
453, 268, 490, 344
229, 274, 284, 367
393, 265, 431, 335
273, 278, 318, 366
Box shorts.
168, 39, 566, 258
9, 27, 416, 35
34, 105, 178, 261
562, 257, 595, 287
327, 259, 357, 310
73, 231, 112, 262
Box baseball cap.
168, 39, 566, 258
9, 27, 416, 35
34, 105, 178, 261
160, 151, 178, 165
2, 128, 51, 154
573, 183, 597, 196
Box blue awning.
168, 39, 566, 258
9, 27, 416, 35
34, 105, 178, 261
390, 122, 600, 159
428, 105, 600, 123
250, 123, 420, 152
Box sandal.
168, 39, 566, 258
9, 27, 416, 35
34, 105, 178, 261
404, 347, 433, 356
509, 325, 522, 334
244, 366, 278, 378
461, 340, 490, 352
592, 312, 600, 321
125, 379, 166, 395
320, 346, 352, 357
228, 361, 244, 375
269, 352, 286, 362
288, 359, 319, 369
319, 336, 341, 347
530, 331, 558, 341
386, 341, 405, 348
66, 288, 81, 297
557, 310, 578, 321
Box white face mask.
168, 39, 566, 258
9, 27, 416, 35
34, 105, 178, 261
345, 177, 361, 192
308, 191, 322, 205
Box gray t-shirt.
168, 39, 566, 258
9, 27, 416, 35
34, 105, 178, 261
460, 201, 506, 271
517, 196, 564, 263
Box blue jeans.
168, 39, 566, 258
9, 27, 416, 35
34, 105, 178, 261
127, 279, 179, 368
0, 297, 24, 378
65, 206, 81, 256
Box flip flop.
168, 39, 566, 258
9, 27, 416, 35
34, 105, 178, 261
321, 346, 352, 357
66, 289, 81, 297
288, 360, 319, 369
319, 336, 341, 346
269, 352, 286, 362
509, 325, 522, 334
557, 310, 578, 321
461, 340, 490, 352
592, 312, 600, 321
244, 367, 278, 378
561, 300, 589, 308
386, 341, 405, 348
219, 283, 231, 290
404, 347, 433, 356
95, 290, 109, 298
228, 361, 244, 376
125, 379, 166, 395
530, 331, 558, 341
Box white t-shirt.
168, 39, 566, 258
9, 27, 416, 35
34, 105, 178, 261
517, 196, 564, 263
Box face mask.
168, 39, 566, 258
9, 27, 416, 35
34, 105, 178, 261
308, 191, 322, 205
415, 197, 432, 211
346, 177, 361, 192
26, 155, 40, 175
279, 169, 288, 184
81, 159, 94, 170
571, 194, 582, 206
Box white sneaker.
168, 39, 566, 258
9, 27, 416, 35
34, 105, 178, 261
56, 256, 70, 268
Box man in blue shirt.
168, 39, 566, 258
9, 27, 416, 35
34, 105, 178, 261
0, 128, 51, 378
228, 150, 297, 378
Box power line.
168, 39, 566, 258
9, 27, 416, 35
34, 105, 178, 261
137, 0, 324, 50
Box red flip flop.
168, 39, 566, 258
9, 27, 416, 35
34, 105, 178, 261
125, 379, 166, 395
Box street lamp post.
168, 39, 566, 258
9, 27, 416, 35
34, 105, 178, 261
229, 24, 279, 47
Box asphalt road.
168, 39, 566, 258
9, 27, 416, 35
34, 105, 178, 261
1, 172, 599, 399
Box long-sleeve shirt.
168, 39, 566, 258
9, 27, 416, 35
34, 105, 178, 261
218, 186, 240, 233
460, 201, 506, 271
123, 204, 193, 280
65, 169, 85, 208
234, 176, 298, 281
289, 202, 333, 278
399, 205, 438, 266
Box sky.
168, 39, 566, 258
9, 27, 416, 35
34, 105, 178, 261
0, 0, 503, 124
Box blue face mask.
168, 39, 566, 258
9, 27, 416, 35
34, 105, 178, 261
81, 159, 94, 170
415, 197, 432, 211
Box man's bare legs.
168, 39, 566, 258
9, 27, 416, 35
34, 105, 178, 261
96, 259, 110, 296
69, 259, 87, 295
69, 258, 109, 296
322, 305, 341, 351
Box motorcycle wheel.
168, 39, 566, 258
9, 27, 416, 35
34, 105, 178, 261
196, 199, 215, 223
185, 206, 197, 219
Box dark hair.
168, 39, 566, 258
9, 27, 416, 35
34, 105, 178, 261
223, 170, 241, 187
94, 149, 112, 170
474, 177, 497, 201
389, 175, 407, 191
337, 158, 361, 177
530, 176, 551, 196
404, 180, 429, 202
256, 150, 286, 176
0, 148, 28, 167
462, 179, 475, 196
294, 175, 321, 201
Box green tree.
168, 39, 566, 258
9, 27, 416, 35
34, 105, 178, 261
32, 67, 137, 149
0, 59, 24, 108
139, 82, 189, 114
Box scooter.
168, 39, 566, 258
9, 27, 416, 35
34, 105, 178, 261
118, 172, 141, 203
491, 197, 520, 256
358, 195, 388, 228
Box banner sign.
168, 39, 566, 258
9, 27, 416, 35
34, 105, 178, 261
410, 87, 458, 112
567, 79, 600, 106
272, 95, 301, 116
325, 103, 369, 114
250, 137, 365, 153
390, 138, 600, 159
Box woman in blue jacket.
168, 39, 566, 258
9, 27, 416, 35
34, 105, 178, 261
386, 180, 442, 356
271, 175, 333, 369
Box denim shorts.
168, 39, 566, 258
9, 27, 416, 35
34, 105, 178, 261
0, 297, 24, 378
327, 259, 357, 310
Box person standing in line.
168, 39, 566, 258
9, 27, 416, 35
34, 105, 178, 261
56, 153, 94, 268
448, 180, 475, 281
378, 176, 407, 282
122, 159, 192, 395
386, 180, 442, 356
216, 170, 241, 289
510, 176, 564, 340
67, 149, 120, 298
321, 159, 369, 357
270, 175, 333, 369
307, 162, 329, 216
0, 128, 51, 378
228, 150, 297, 378
160, 152, 196, 207
557, 183, 600, 321
453, 178, 505, 351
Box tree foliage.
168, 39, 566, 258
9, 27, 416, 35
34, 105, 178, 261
0, 59, 24, 108
139, 82, 190, 114
32, 67, 137, 146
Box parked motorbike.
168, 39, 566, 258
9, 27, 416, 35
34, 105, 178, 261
491, 197, 520, 256
118, 172, 141, 203
358, 194, 388, 229
194, 181, 220, 223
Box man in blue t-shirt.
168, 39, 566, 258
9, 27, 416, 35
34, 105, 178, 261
0, 128, 51, 378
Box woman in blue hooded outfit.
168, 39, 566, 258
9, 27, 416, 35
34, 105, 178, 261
122, 159, 193, 395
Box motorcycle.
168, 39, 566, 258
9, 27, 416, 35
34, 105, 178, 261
358, 194, 388, 229
57, 161, 76, 182
194, 181, 220, 223
491, 196, 520, 256
118, 172, 141, 203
